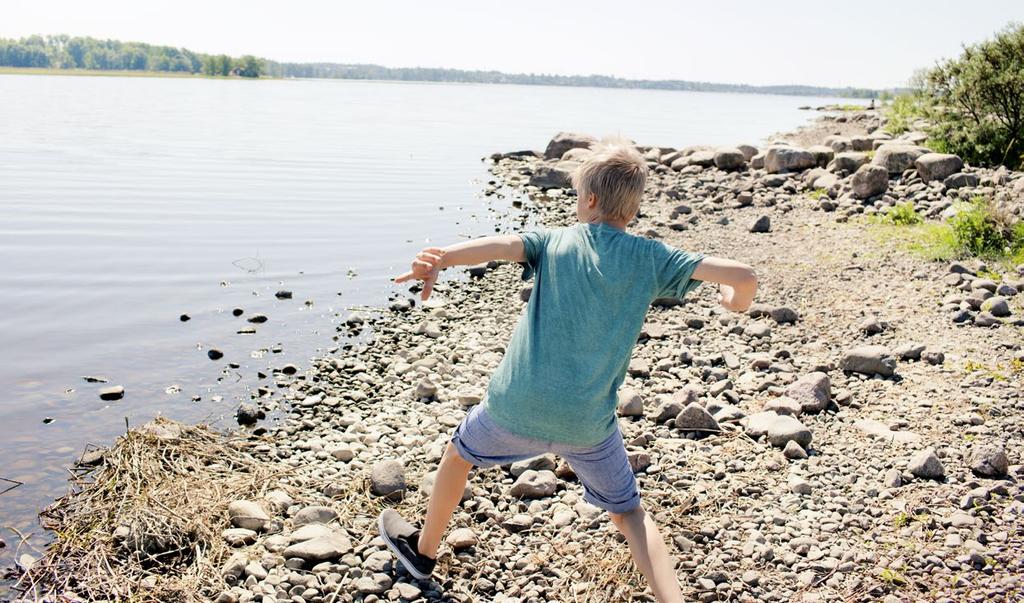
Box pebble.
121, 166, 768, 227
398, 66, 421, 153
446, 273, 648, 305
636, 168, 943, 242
370, 460, 407, 499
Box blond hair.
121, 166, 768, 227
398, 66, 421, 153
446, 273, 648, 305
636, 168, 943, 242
571, 139, 647, 222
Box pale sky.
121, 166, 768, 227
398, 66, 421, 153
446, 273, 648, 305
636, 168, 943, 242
3, 0, 1022, 89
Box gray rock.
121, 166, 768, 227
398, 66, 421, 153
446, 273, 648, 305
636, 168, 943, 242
840, 345, 896, 376
883, 468, 902, 489
967, 445, 1009, 478
749, 215, 771, 233
370, 460, 407, 499
783, 440, 808, 460
650, 399, 683, 424
674, 403, 720, 434
762, 396, 802, 417
855, 418, 921, 444
764, 146, 815, 173
222, 528, 257, 546
98, 385, 125, 401
872, 144, 929, 174
227, 500, 271, 531
688, 150, 716, 167
893, 342, 926, 360
544, 132, 596, 160
617, 389, 644, 417
831, 152, 869, 173
292, 505, 339, 527
510, 470, 557, 498
943, 172, 979, 189
742, 411, 779, 439
446, 527, 478, 550
851, 164, 889, 199
354, 573, 393, 595
283, 532, 353, 562
510, 454, 557, 477
769, 306, 799, 324
713, 148, 746, 171
908, 448, 945, 480
235, 402, 261, 426
915, 153, 964, 183
528, 165, 573, 189
788, 475, 812, 495
766, 415, 813, 449
738, 144, 759, 160
784, 372, 830, 414
922, 349, 945, 365
981, 296, 1010, 317
808, 145, 835, 167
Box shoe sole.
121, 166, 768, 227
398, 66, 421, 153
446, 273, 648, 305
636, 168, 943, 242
378, 512, 432, 581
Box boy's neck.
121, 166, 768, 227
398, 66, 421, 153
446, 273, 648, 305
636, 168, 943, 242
586, 218, 628, 231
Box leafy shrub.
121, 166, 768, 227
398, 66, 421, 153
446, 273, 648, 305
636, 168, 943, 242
884, 92, 929, 135
885, 202, 922, 226
925, 23, 1024, 169
948, 198, 1022, 257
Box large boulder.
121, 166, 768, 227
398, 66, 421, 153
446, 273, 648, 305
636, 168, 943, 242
915, 153, 964, 183
764, 146, 815, 173
688, 150, 716, 168
807, 145, 835, 168
851, 164, 889, 199
840, 345, 896, 377
544, 132, 596, 160
528, 164, 573, 189
831, 152, 869, 173
872, 144, 929, 174
825, 135, 852, 153
737, 144, 758, 161
713, 148, 747, 171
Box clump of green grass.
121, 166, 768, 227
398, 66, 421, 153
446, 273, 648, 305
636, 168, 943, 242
884, 93, 930, 135
885, 202, 923, 226
807, 188, 829, 201
871, 196, 1024, 268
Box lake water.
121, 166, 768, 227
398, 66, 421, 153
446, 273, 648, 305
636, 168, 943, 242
0, 73, 848, 576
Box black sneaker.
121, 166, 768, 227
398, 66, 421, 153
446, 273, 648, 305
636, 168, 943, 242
378, 509, 436, 580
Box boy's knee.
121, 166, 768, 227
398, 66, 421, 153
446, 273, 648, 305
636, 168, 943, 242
609, 505, 644, 527
443, 442, 474, 472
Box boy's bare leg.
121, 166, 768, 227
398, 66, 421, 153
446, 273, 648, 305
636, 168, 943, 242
609, 506, 683, 603
417, 442, 473, 558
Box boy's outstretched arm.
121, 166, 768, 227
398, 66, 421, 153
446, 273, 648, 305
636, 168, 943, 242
394, 235, 525, 300
692, 257, 757, 312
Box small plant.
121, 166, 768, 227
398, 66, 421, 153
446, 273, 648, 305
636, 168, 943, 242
807, 188, 829, 201
879, 567, 907, 586
885, 202, 923, 226
893, 512, 911, 528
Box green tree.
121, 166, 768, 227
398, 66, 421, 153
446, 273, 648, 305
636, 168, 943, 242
926, 22, 1024, 168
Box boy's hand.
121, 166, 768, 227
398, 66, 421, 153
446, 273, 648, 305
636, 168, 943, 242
394, 247, 446, 300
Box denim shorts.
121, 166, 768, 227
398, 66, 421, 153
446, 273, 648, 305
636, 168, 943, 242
450, 404, 640, 513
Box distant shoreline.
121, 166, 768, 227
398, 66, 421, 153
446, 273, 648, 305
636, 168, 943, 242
0, 67, 875, 103
0, 66, 276, 80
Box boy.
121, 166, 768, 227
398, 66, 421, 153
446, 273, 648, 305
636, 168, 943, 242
381, 142, 757, 602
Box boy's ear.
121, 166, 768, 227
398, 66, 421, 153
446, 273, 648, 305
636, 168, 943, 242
587, 193, 598, 209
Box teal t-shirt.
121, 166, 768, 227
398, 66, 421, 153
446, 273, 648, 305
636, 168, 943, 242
482, 222, 704, 447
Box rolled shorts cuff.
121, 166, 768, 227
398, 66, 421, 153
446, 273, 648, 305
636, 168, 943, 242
583, 488, 641, 514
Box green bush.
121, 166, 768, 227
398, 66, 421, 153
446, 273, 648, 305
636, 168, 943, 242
925, 23, 1024, 169
885, 202, 923, 226
948, 198, 1022, 257
884, 93, 929, 136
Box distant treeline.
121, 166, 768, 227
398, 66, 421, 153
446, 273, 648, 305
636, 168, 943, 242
1, 34, 881, 98
0, 35, 263, 77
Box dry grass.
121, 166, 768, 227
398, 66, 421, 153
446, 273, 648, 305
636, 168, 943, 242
15, 418, 295, 603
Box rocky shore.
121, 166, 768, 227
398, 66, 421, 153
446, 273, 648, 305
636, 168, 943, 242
13, 110, 1024, 603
